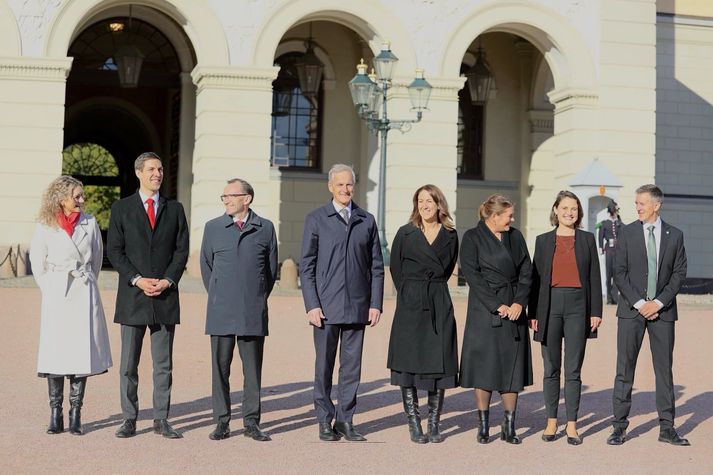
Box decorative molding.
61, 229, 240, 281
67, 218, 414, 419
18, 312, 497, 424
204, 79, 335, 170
456, 178, 519, 190
191, 65, 280, 93
547, 87, 598, 113
391, 74, 466, 101
0, 56, 72, 81
528, 109, 554, 134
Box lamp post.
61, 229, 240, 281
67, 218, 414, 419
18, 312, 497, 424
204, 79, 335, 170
348, 43, 432, 264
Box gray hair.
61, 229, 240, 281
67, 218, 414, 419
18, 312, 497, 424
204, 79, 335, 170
328, 164, 356, 184
134, 152, 161, 171
635, 184, 664, 203
227, 178, 255, 200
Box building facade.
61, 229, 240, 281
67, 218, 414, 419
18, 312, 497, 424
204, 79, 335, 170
0, 0, 710, 285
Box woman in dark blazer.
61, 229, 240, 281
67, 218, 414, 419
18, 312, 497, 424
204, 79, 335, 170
460, 194, 532, 444
388, 184, 459, 444
529, 190, 602, 445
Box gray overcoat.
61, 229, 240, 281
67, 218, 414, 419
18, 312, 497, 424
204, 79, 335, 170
200, 210, 278, 336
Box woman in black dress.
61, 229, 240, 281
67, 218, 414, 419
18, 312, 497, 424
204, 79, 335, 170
529, 191, 602, 445
460, 194, 532, 444
388, 184, 459, 444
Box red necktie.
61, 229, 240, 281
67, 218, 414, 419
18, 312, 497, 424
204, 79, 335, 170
235, 220, 244, 230
146, 198, 156, 230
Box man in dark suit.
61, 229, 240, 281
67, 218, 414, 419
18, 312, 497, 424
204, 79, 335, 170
608, 184, 689, 446
200, 178, 277, 442
300, 164, 384, 442
598, 200, 623, 304
107, 152, 189, 439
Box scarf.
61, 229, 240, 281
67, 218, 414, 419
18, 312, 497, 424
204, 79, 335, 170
57, 211, 80, 238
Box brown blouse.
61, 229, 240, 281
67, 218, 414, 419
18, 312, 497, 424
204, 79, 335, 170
551, 235, 582, 288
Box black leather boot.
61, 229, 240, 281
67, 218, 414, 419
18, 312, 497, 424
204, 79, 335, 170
46, 377, 64, 434
477, 409, 490, 443
401, 387, 427, 444
501, 410, 521, 444
427, 390, 445, 443
68, 376, 87, 435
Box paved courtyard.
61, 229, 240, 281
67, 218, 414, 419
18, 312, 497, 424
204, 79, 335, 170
1, 275, 711, 474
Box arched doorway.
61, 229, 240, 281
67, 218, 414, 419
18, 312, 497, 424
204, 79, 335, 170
62, 6, 198, 261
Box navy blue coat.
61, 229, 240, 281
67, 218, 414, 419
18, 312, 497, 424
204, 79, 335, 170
200, 211, 277, 336
300, 201, 384, 325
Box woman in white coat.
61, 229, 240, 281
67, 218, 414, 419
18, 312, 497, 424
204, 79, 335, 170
30, 176, 112, 435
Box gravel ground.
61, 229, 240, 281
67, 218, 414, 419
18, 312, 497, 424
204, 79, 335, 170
1, 276, 711, 474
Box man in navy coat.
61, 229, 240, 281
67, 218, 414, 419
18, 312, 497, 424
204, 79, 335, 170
300, 164, 384, 441
200, 178, 277, 442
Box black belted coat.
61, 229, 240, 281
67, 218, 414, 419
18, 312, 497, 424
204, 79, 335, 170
387, 224, 459, 377
459, 221, 533, 392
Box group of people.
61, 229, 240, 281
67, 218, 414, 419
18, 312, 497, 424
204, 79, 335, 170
30, 154, 689, 448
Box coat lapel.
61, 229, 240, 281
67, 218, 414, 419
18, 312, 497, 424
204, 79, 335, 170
658, 220, 671, 273
72, 213, 90, 250
404, 224, 443, 270
574, 229, 589, 286
154, 195, 167, 229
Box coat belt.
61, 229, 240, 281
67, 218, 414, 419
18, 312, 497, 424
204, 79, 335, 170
47, 263, 95, 288
403, 277, 447, 335
488, 277, 520, 340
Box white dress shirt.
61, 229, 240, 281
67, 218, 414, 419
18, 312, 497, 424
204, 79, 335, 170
332, 199, 352, 221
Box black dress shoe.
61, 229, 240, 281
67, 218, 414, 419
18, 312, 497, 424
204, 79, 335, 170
115, 419, 136, 438
318, 422, 340, 441
606, 427, 626, 445
208, 422, 230, 440
244, 423, 271, 441
334, 422, 366, 442
658, 428, 690, 446
153, 419, 182, 439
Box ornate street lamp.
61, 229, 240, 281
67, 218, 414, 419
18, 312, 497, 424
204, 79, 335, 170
465, 44, 494, 105
295, 23, 324, 99
348, 42, 432, 264
113, 5, 144, 88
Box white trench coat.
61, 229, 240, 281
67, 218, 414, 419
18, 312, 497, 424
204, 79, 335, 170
29, 214, 113, 376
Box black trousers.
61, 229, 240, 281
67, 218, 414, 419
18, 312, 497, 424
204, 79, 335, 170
605, 250, 618, 303
119, 324, 174, 420
211, 335, 264, 426
541, 288, 588, 422
313, 324, 365, 424
613, 315, 676, 430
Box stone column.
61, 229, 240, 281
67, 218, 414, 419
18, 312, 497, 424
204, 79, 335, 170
0, 57, 73, 263
188, 65, 279, 275
379, 75, 465, 252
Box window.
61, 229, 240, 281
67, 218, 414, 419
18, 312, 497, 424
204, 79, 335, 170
270, 52, 322, 169
62, 143, 120, 230
457, 63, 484, 179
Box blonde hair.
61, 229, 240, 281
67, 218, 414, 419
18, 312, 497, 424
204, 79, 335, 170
478, 193, 514, 221
38, 176, 83, 227
409, 184, 455, 231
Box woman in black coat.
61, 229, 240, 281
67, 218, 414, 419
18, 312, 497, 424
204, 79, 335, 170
460, 194, 532, 444
529, 190, 602, 445
388, 184, 459, 444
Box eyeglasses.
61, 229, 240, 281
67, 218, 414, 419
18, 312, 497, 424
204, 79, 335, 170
219, 193, 248, 201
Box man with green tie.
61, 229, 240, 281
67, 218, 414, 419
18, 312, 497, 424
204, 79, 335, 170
608, 184, 689, 446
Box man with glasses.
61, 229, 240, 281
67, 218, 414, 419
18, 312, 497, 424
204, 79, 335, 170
300, 164, 384, 442
200, 178, 277, 441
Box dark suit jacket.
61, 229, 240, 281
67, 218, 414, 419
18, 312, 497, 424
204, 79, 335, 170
300, 201, 384, 325
613, 219, 687, 321
107, 192, 189, 325
529, 229, 603, 343
200, 210, 277, 336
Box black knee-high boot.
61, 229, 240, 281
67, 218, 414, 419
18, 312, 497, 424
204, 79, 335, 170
401, 387, 428, 444
47, 377, 64, 434
427, 390, 445, 443
501, 410, 521, 444
477, 410, 490, 443
68, 376, 87, 435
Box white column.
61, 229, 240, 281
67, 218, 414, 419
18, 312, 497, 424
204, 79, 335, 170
0, 57, 72, 252
177, 72, 196, 224
188, 65, 279, 275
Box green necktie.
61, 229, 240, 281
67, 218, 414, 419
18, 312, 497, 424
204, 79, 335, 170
646, 225, 657, 299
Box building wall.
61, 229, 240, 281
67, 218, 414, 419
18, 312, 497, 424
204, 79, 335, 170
656, 14, 713, 279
